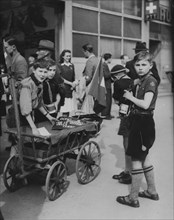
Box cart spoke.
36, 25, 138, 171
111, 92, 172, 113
59, 169, 66, 179
87, 166, 94, 177
87, 143, 91, 156
80, 166, 88, 181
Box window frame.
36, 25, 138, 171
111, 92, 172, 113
72, 0, 143, 58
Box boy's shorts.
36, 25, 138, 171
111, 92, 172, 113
118, 116, 131, 137
126, 114, 155, 160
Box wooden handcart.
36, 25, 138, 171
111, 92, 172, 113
2, 73, 102, 201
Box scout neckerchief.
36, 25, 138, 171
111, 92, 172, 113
45, 79, 53, 103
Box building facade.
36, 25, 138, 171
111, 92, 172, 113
0, 0, 173, 82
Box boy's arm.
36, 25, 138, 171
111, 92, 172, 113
25, 114, 41, 136
55, 94, 61, 110
39, 106, 58, 123
123, 91, 154, 110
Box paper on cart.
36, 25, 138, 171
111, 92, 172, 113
38, 127, 51, 137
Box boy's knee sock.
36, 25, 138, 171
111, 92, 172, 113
143, 165, 157, 194
125, 155, 132, 173
130, 168, 144, 200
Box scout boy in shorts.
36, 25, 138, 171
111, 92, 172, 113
116, 51, 159, 208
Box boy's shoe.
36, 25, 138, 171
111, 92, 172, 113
138, 191, 159, 200
118, 173, 132, 184
116, 195, 140, 208
112, 171, 127, 180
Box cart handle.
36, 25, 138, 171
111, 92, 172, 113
5, 129, 50, 141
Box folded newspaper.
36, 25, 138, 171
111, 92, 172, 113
37, 127, 51, 136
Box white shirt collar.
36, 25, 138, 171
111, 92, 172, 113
61, 62, 72, 67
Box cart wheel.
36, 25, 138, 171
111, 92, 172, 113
3, 155, 23, 192
45, 160, 68, 201
76, 140, 101, 184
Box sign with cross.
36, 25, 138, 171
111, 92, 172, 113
145, 0, 159, 21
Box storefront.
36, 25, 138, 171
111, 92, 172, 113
0, 0, 173, 81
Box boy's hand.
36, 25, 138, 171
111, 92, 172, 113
47, 114, 58, 124
134, 78, 141, 86
32, 127, 41, 136
123, 90, 133, 101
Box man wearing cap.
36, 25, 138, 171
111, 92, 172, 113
126, 42, 160, 85
36, 39, 55, 60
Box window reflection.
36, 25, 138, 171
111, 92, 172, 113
100, 13, 121, 36
124, 18, 141, 38
100, 37, 121, 59
124, 0, 142, 17
73, 33, 98, 57
73, 8, 98, 33
73, 0, 98, 7
100, 0, 122, 13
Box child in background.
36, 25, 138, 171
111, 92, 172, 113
43, 59, 61, 117
116, 51, 159, 208
112, 64, 133, 184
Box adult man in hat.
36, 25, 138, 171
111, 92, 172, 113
126, 42, 160, 85
36, 39, 55, 60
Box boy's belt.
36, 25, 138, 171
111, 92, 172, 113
131, 109, 154, 115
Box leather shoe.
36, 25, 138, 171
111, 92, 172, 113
138, 191, 159, 200
112, 171, 126, 180
116, 195, 140, 208
119, 174, 132, 184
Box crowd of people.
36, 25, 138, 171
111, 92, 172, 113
0, 36, 161, 212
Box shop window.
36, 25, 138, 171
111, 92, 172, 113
161, 25, 172, 41
100, 0, 122, 13
73, 0, 98, 7
123, 40, 137, 58
73, 33, 98, 57
124, 18, 141, 38
100, 13, 121, 36
123, 0, 142, 17
150, 23, 161, 40
73, 8, 98, 33
100, 37, 121, 59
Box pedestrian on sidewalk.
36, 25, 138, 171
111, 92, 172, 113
111, 64, 133, 184
101, 53, 114, 120
116, 51, 159, 208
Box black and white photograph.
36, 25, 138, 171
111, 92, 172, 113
0, 0, 173, 219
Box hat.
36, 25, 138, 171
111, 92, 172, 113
133, 41, 148, 51
111, 64, 128, 75
38, 40, 54, 51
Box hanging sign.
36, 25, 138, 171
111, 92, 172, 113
145, 0, 172, 23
